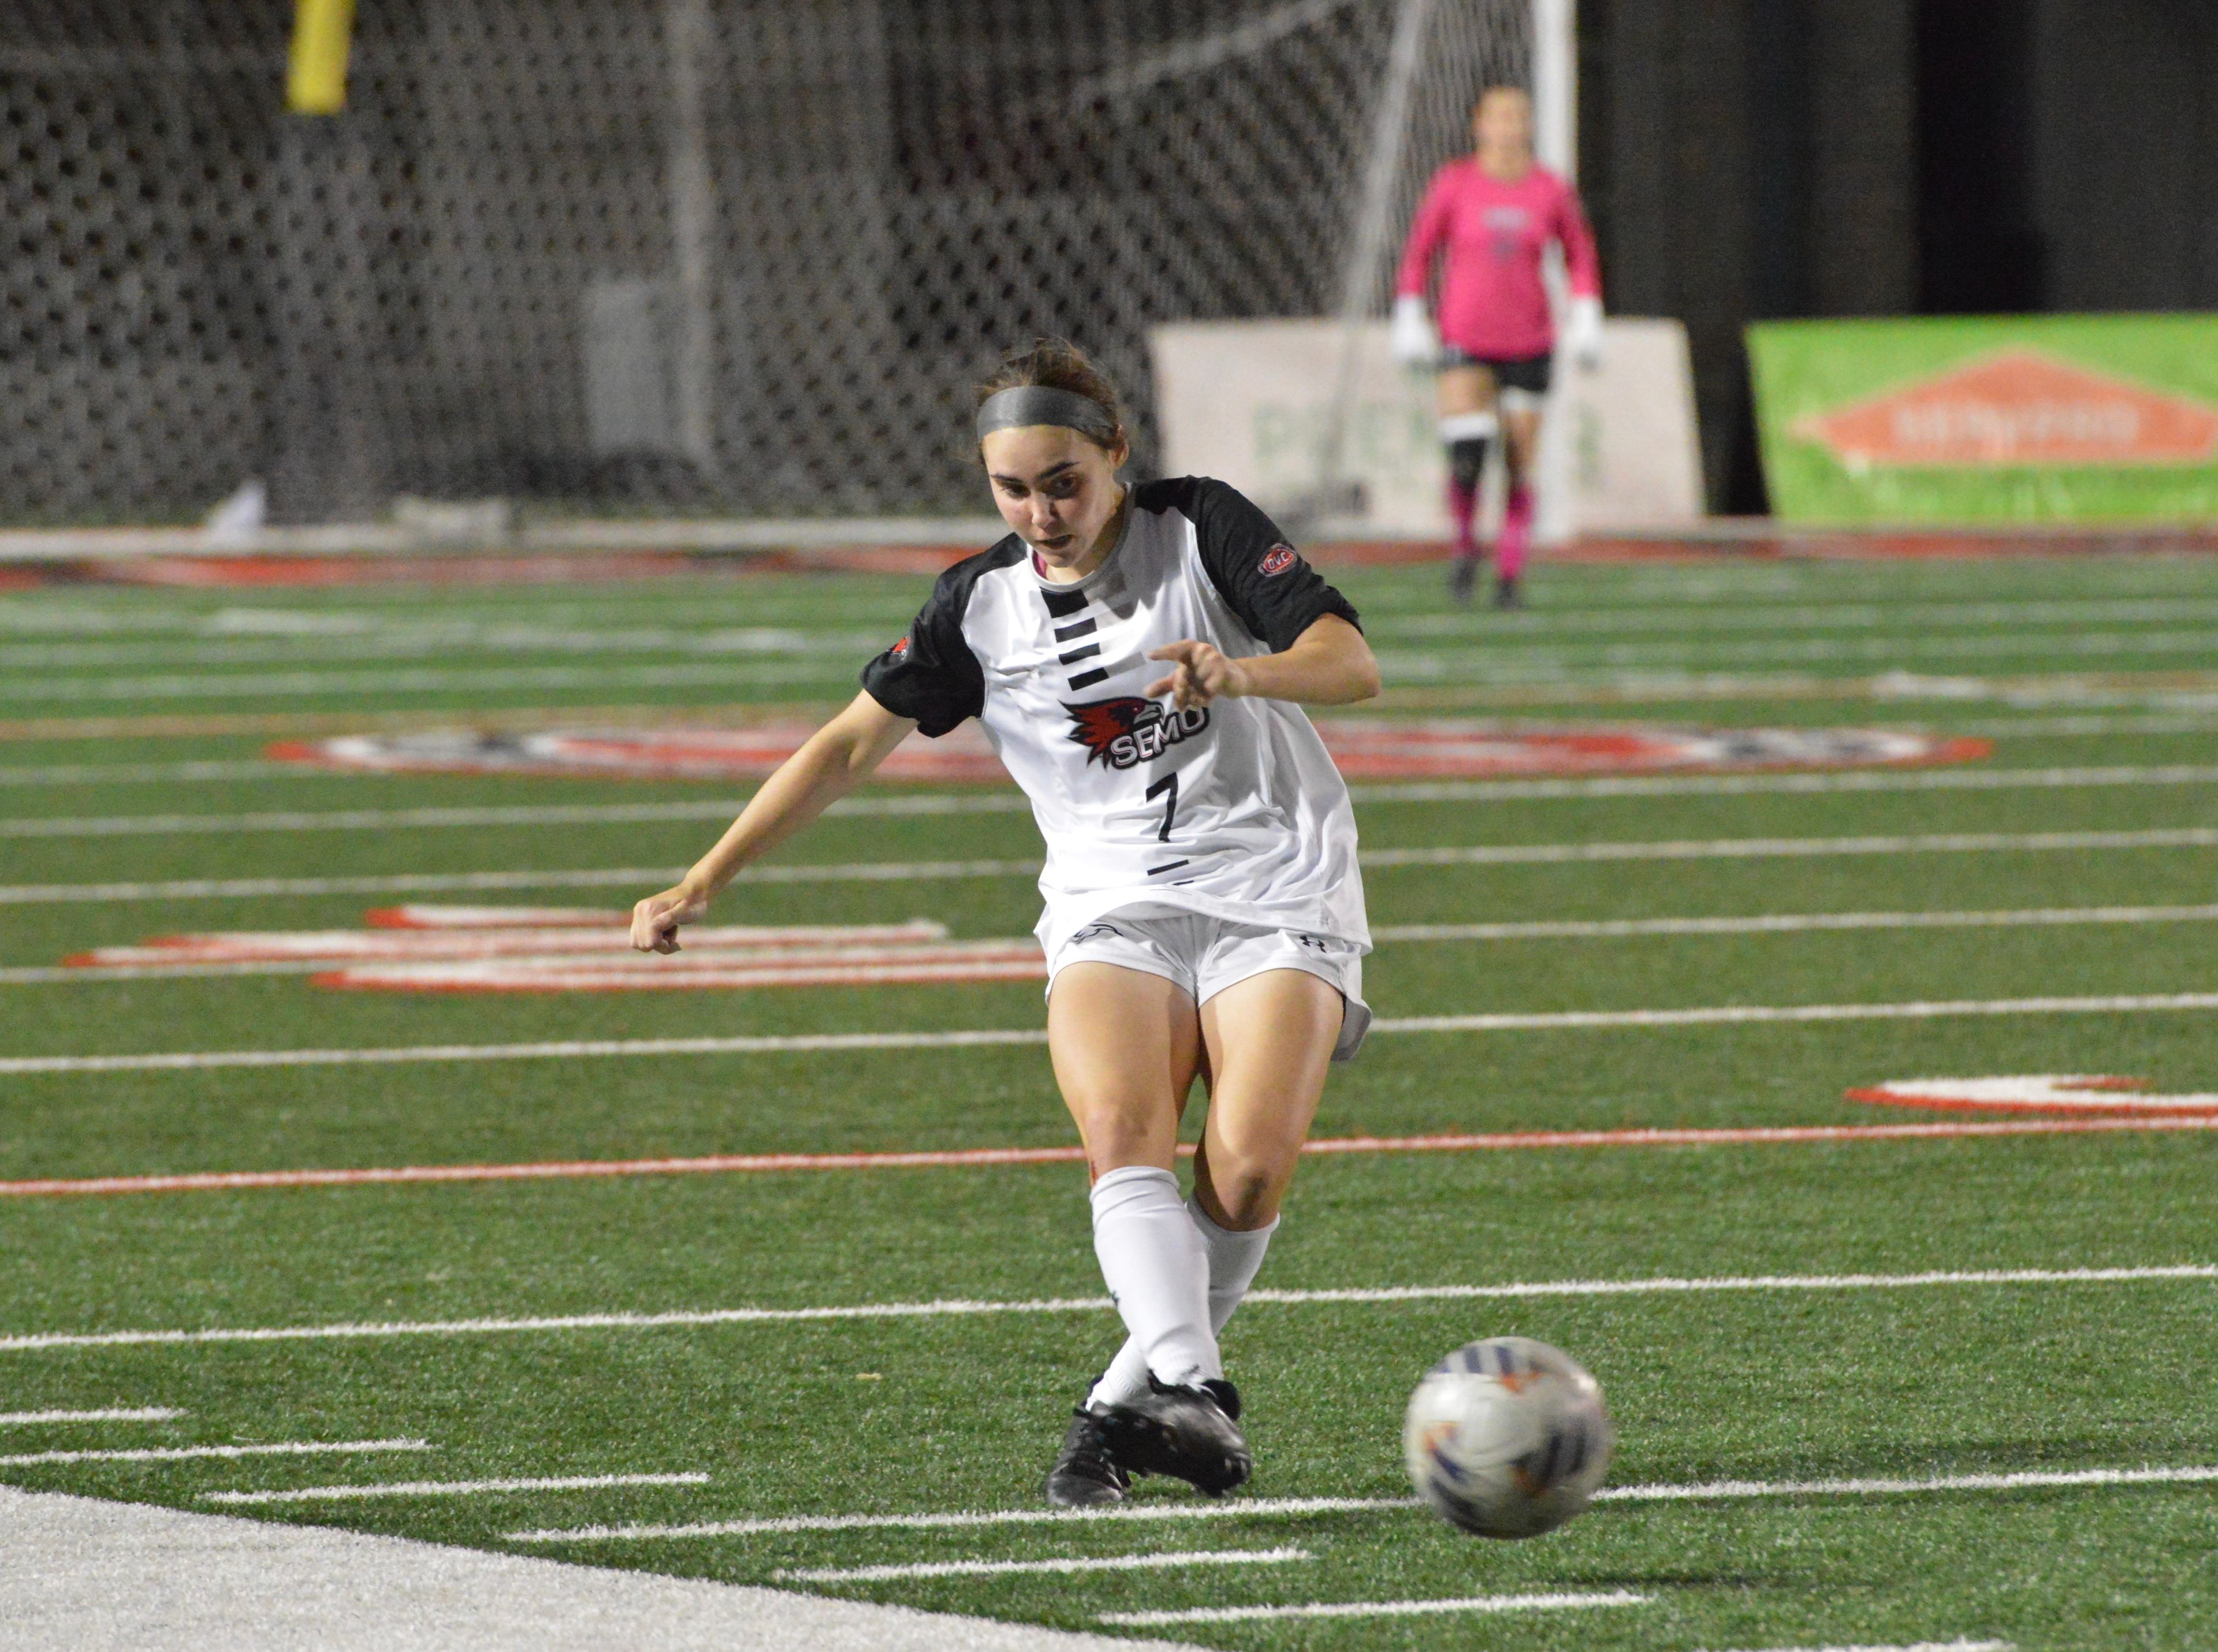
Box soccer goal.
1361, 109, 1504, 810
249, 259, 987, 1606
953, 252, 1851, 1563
0, 1, 1552, 531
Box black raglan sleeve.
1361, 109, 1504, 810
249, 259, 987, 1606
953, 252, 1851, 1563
859, 559, 990, 737
1175, 477, 1361, 653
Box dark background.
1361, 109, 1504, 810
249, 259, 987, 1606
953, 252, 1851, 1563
0, 1, 2210, 522
1581, 0, 2218, 512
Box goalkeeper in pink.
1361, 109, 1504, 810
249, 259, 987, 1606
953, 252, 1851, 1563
1393, 85, 1603, 607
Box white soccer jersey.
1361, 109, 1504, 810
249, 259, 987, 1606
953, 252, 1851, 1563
861, 477, 1370, 957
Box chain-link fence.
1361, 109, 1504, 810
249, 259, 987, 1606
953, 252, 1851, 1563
0, 0, 1525, 523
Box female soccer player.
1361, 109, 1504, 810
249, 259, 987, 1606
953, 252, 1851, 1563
630, 341, 1380, 1506
1393, 83, 1605, 608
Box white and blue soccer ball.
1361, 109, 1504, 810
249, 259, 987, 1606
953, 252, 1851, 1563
1402, 1335, 1613, 1538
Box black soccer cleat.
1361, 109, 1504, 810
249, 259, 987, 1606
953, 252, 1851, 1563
1044, 1406, 1130, 1508
1101, 1376, 1252, 1498
1493, 572, 1523, 609
1447, 555, 1480, 605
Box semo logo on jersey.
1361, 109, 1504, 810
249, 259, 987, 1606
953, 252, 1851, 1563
1064, 697, 1211, 770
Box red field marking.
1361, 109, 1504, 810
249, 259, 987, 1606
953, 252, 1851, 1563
366, 906, 629, 930
273, 723, 1989, 786
1847, 1073, 2218, 1116
6, 1114, 2212, 1199
315, 952, 1049, 994
62, 909, 1043, 995
72, 920, 955, 966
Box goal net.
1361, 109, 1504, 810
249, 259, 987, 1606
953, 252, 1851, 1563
0, 1, 1528, 525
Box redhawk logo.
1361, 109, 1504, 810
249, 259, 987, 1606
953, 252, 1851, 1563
1258, 544, 1298, 576
1064, 696, 1211, 770
890, 636, 910, 657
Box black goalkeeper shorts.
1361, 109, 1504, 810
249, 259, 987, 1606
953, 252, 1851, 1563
1439, 348, 1552, 395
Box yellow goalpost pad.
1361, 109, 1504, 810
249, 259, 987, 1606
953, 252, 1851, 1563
287, 0, 356, 116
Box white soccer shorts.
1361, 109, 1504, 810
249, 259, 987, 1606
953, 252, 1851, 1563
1045, 909, 1371, 1062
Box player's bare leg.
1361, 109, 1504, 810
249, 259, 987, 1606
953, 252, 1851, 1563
1045, 965, 1342, 1502
1439, 364, 1499, 604
1495, 402, 1543, 608
1045, 963, 1250, 1502
1190, 968, 1341, 1230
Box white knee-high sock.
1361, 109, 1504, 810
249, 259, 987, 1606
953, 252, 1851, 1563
1086, 1166, 1218, 1398
1088, 1193, 1277, 1411
1192, 1197, 1278, 1330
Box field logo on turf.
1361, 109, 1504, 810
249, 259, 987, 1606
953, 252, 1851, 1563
270, 724, 1987, 784
1796, 349, 2218, 471
1848, 1074, 2218, 1116
64, 906, 1047, 996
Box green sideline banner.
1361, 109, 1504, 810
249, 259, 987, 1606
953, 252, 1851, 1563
1748, 314, 2218, 523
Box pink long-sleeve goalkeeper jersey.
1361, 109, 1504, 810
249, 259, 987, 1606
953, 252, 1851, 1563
1395, 159, 1601, 361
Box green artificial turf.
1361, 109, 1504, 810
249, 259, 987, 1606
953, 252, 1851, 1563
2, 552, 2216, 1649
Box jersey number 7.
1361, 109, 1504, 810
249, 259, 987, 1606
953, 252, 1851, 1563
1144, 771, 1179, 842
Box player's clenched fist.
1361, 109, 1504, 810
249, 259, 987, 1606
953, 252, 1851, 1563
1144, 639, 1249, 710
631, 883, 709, 953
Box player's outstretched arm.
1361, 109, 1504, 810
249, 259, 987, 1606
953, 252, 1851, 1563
1144, 614, 1379, 712
630, 692, 917, 953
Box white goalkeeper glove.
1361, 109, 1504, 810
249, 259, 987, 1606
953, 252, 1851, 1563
1391, 295, 1439, 368
1564, 295, 1605, 372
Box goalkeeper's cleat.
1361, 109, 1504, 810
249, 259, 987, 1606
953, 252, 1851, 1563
1447, 555, 1479, 605
1044, 1406, 1129, 1508
1101, 1376, 1251, 1497
1493, 572, 1523, 610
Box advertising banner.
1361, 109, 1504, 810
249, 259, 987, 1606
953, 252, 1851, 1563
1148, 317, 1703, 537
1748, 314, 2218, 523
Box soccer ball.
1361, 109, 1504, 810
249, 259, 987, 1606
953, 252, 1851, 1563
1402, 1335, 1613, 1538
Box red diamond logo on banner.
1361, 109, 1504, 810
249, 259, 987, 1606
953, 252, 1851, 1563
1795, 348, 2218, 468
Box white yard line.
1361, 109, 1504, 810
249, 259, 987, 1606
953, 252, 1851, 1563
1096, 1591, 1649, 1625
0, 629, 880, 669
0, 760, 304, 787
0, 960, 359, 985
1702, 1641, 2009, 1652
0, 1408, 182, 1425
1357, 826, 2218, 867
517, 1497, 1415, 1542
16, 993, 2218, 1074
1952, 712, 2218, 736
0, 862, 1014, 905
1603, 1465, 2218, 1501
1371, 903, 2218, 942
14, 902, 2216, 987
199, 1472, 709, 1505
512, 1460, 2218, 1547
0, 1438, 430, 1466
11, 823, 2218, 905
0, 801, 755, 838
1371, 628, 2218, 673
13, 621, 2218, 690
0, 661, 861, 702
0, 1027, 1048, 1075
1376, 596, 2218, 637
12, 594, 2210, 662
1348, 763, 2218, 805
10, 763, 2218, 835
776, 1547, 1310, 1583
9, 1266, 2209, 1357
1372, 995, 2218, 1033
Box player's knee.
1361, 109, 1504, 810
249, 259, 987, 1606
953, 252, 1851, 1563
1071, 1096, 1173, 1170
1448, 437, 1488, 492
1205, 1148, 1295, 1229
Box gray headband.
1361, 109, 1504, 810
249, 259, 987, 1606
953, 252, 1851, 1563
976, 385, 1121, 444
